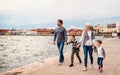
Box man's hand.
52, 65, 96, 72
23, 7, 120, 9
64, 42, 67, 45
54, 42, 56, 45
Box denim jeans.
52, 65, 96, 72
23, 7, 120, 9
97, 57, 103, 67
83, 45, 93, 67
57, 41, 64, 63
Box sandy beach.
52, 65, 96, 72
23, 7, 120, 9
0, 37, 120, 75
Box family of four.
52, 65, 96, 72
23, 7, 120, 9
54, 19, 106, 73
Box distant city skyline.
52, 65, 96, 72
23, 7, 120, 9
0, 0, 120, 29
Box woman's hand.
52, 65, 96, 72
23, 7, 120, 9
54, 42, 56, 45
92, 45, 95, 49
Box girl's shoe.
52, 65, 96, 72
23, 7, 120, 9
99, 67, 103, 73
98, 66, 100, 70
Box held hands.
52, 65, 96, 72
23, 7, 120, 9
103, 56, 105, 59
54, 42, 56, 45
76, 44, 80, 48
92, 45, 95, 49
64, 42, 67, 45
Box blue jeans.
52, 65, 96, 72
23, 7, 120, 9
97, 57, 103, 67
57, 41, 64, 63
83, 45, 93, 67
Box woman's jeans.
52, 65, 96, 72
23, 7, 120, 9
97, 57, 103, 67
57, 41, 64, 63
83, 45, 93, 67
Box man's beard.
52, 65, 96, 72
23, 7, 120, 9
57, 24, 61, 26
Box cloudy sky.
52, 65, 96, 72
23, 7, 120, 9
0, 0, 120, 29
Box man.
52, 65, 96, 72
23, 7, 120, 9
54, 19, 67, 66
77, 23, 95, 71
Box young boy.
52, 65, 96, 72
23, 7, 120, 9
67, 35, 82, 67
94, 40, 106, 73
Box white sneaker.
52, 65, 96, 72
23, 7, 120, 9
83, 67, 87, 71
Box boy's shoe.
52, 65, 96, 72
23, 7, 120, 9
79, 60, 82, 63
83, 67, 87, 71
99, 67, 103, 73
69, 64, 74, 67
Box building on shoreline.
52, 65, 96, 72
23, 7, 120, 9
93, 23, 117, 34
100, 26, 108, 33
67, 29, 83, 35
93, 25, 101, 34
0, 29, 10, 35
106, 23, 116, 33
0, 29, 38, 35
10, 29, 39, 36
116, 20, 120, 33
31, 28, 54, 35
11, 29, 24, 35
0, 21, 119, 36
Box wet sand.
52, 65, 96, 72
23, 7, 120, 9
1, 38, 120, 75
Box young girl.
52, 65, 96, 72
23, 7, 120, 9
67, 35, 82, 67
94, 40, 106, 73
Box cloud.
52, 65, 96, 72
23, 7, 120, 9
0, 0, 120, 28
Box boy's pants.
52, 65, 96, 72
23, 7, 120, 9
97, 57, 103, 67
71, 48, 81, 64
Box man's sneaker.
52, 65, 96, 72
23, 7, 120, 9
83, 67, 87, 71
99, 67, 103, 73
69, 64, 74, 67
58, 63, 62, 66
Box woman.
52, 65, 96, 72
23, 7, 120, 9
77, 23, 95, 71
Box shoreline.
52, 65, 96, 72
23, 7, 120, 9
0, 33, 112, 36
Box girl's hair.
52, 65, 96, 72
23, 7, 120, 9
96, 40, 102, 44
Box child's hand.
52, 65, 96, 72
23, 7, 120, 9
76, 44, 80, 48
64, 42, 67, 45
92, 45, 95, 49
